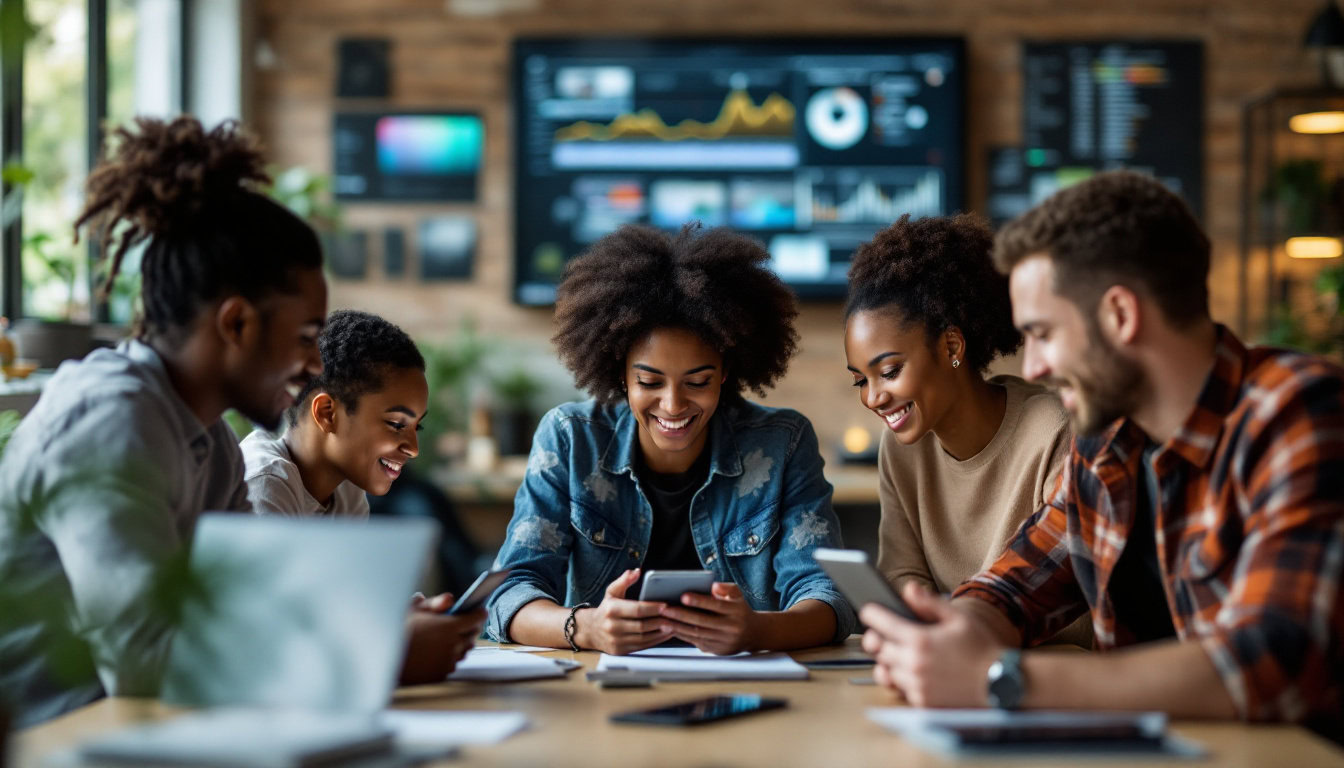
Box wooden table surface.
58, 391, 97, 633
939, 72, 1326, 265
15, 640, 1344, 768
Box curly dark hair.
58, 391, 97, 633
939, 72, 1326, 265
552, 223, 799, 405
845, 214, 1020, 373
992, 170, 1209, 327
288, 309, 426, 426
74, 116, 322, 342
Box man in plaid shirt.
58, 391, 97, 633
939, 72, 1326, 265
859, 171, 1343, 740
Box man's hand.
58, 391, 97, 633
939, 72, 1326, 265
574, 568, 674, 655
860, 582, 1005, 707
659, 582, 760, 655
399, 592, 485, 684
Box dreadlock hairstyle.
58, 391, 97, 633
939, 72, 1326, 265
845, 214, 1021, 373
551, 223, 799, 406
74, 116, 323, 342
287, 309, 426, 427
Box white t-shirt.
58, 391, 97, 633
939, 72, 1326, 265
240, 430, 369, 519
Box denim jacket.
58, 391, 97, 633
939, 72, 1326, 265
485, 398, 858, 643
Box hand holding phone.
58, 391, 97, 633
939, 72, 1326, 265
812, 548, 932, 625
447, 568, 511, 615
637, 570, 716, 604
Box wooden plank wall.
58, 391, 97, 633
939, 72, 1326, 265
252, 0, 1322, 457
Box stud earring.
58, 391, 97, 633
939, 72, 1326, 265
951, 359, 961, 369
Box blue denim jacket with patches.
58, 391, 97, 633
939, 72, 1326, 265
485, 398, 858, 644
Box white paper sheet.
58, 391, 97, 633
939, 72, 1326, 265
596, 651, 808, 680
628, 646, 749, 658
488, 644, 552, 653
445, 648, 568, 681
380, 710, 530, 747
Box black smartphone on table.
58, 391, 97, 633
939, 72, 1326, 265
610, 695, 788, 726
446, 568, 511, 615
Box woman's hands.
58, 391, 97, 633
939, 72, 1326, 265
573, 568, 674, 655
399, 592, 486, 685
657, 582, 761, 655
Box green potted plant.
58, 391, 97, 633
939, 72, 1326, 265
490, 368, 542, 457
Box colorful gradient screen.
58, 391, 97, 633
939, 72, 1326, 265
334, 112, 482, 201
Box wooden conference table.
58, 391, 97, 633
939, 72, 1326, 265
15, 639, 1344, 768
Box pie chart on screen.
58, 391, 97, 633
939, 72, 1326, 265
806, 87, 868, 150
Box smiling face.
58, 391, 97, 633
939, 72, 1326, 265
1009, 255, 1143, 435
227, 267, 328, 431
323, 366, 429, 495
844, 308, 961, 446
624, 327, 726, 474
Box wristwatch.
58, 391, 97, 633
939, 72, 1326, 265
986, 649, 1026, 709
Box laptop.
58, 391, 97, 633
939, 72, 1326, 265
160, 513, 437, 713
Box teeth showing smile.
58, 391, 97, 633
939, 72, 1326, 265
655, 415, 691, 430
284, 383, 303, 400
379, 458, 403, 473
884, 403, 912, 426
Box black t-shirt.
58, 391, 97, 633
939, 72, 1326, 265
631, 448, 711, 599
1108, 441, 1178, 643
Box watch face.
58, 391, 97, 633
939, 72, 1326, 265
987, 653, 1024, 709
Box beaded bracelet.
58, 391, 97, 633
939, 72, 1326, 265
564, 602, 591, 652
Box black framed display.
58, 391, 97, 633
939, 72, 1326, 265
333, 111, 483, 201
512, 37, 967, 305
987, 40, 1203, 225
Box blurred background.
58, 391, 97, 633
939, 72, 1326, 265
3, 0, 1344, 577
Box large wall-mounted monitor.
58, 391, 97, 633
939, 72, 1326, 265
512, 37, 966, 305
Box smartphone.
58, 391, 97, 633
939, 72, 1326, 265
447, 568, 511, 615
811, 548, 932, 624
610, 694, 787, 726
637, 569, 716, 604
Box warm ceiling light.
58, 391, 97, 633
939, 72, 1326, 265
842, 426, 872, 454
1289, 110, 1344, 133
1286, 236, 1343, 258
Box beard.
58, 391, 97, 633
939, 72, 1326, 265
1052, 325, 1145, 436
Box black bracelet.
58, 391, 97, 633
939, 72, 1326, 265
564, 602, 591, 652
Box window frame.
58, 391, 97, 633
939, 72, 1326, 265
0, 0, 191, 323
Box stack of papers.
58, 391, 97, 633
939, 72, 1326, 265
79, 708, 393, 768
867, 708, 1206, 758
445, 648, 573, 682
595, 646, 809, 681
380, 710, 529, 748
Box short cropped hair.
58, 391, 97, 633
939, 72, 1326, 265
551, 223, 799, 406
289, 309, 425, 426
991, 170, 1210, 327
846, 214, 1020, 372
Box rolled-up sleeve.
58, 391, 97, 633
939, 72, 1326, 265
952, 464, 1090, 646
772, 418, 858, 641
485, 408, 578, 642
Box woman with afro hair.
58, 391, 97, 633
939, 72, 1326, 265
486, 224, 857, 655
844, 214, 1089, 646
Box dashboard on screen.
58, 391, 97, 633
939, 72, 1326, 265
512, 37, 966, 305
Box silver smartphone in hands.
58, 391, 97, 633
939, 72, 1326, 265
447, 568, 511, 615
812, 548, 932, 624
637, 569, 716, 604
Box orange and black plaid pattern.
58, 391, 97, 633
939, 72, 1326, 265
954, 326, 1344, 727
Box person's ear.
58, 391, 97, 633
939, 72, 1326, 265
1097, 285, 1141, 347
214, 296, 261, 351
310, 392, 338, 435
943, 327, 966, 368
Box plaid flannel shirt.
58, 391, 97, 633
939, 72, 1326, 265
954, 326, 1344, 729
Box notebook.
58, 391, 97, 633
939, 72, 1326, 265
594, 647, 809, 681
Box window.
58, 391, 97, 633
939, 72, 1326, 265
1, 0, 187, 325
21, 0, 88, 322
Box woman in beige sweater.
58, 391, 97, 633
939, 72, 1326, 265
843, 213, 1089, 646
